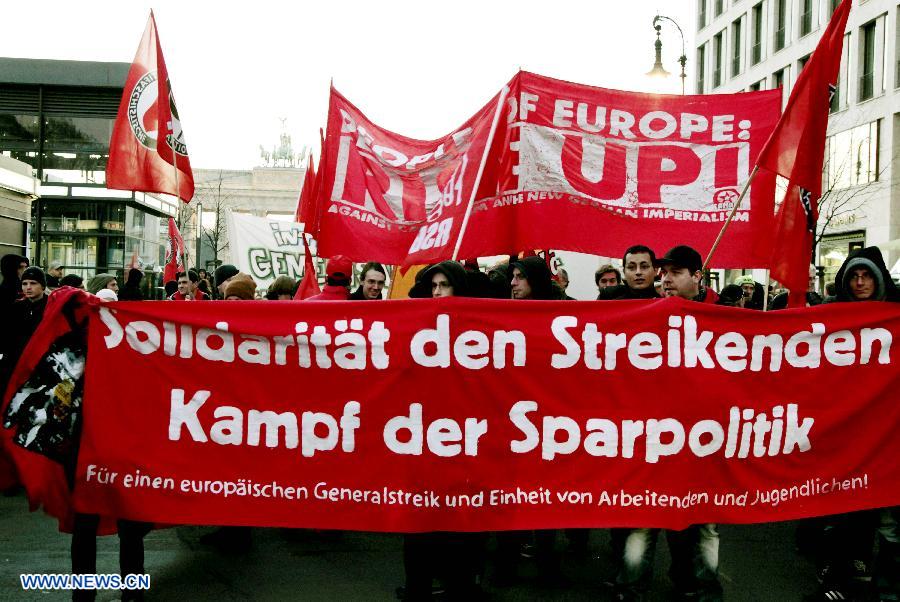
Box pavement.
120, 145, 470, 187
0, 489, 822, 601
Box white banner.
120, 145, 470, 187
225, 212, 316, 288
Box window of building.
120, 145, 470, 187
774, 0, 787, 51
773, 67, 785, 90
831, 32, 851, 112
715, 0, 724, 17
819, 232, 866, 287
800, 0, 813, 36
713, 32, 724, 87
698, 0, 707, 29
731, 18, 743, 76
825, 120, 880, 190
749, 81, 761, 91
697, 44, 707, 92
751, 3, 764, 64
829, 0, 841, 15
859, 20, 877, 101
798, 53, 811, 72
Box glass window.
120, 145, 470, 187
859, 20, 876, 101
698, 0, 707, 29
715, 0, 724, 17
825, 120, 880, 190
774, 0, 787, 51
0, 114, 39, 150
40, 201, 103, 233
713, 32, 724, 87
39, 235, 99, 272
800, 0, 813, 36
697, 44, 707, 93
731, 18, 743, 77
43, 116, 113, 151
752, 3, 763, 64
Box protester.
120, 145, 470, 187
594, 264, 622, 297
658, 245, 719, 304
86, 273, 118, 296
46, 260, 63, 289
213, 264, 240, 299
599, 246, 660, 300
808, 247, 900, 602
486, 261, 511, 299
59, 274, 84, 289
0, 253, 28, 306
716, 284, 745, 307
350, 261, 386, 300
118, 268, 144, 301
402, 260, 486, 600
305, 257, 353, 301
197, 268, 213, 292
223, 273, 257, 300
770, 265, 823, 309
168, 270, 210, 301
95, 288, 118, 302
0, 266, 48, 391
556, 267, 576, 300
615, 245, 723, 602
497, 256, 564, 588
266, 275, 297, 300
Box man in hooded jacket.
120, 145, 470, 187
809, 247, 899, 602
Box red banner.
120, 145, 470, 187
74, 299, 899, 531
316, 72, 780, 267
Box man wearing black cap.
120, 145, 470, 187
1, 267, 49, 390
213, 264, 239, 299
657, 245, 719, 304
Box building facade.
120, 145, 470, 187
694, 0, 900, 285
0, 154, 38, 259
193, 166, 305, 270
0, 58, 177, 297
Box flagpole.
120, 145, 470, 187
762, 269, 771, 311
451, 85, 510, 261
702, 165, 760, 271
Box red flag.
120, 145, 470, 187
107, 11, 194, 202
757, 0, 851, 306
163, 217, 185, 283
295, 153, 317, 225
293, 235, 321, 299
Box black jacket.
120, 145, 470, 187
598, 283, 661, 300
830, 246, 900, 303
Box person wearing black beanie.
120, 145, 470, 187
1, 267, 48, 392
213, 264, 239, 298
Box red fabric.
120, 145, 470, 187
316, 72, 781, 267
169, 289, 208, 301
293, 236, 322, 300
757, 0, 851, 307
163, 217, 185, 284
107, 12, 194, 202
0, 288, 116, 533
73, 298, 900, 531
304, 284, 349, 301
296, 153, 317, 226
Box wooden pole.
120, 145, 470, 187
702, 165, 760, 271
451, 85, 510, 261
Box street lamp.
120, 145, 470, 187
647, 15, 688, 95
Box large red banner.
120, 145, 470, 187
74, 299, 899, 531
316, 72, 780, 267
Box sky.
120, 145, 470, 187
1, 1, 695, 169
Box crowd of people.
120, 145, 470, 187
0, 244, 897, 601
